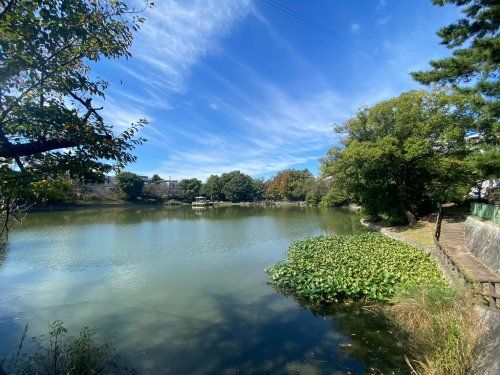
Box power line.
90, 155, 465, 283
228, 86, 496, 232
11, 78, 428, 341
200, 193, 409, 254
258, 0, 409, 75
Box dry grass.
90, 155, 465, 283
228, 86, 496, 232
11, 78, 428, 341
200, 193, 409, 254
386, 285, 485, 375
389, 217, 436, 249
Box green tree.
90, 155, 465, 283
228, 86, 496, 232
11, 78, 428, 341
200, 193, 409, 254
322, 90, 475, 224
305, 179, 328, 206
251, 178, 267, 201
115, 172, 144, 200
202, 175, 222, 201
179, 178, 202, 202
0, 1, 150, 236
22, 178, 74, 205
265, 169, 314, 201
151, 174, 162, 183
412, 0, 499, 143
220, 171, 254, 202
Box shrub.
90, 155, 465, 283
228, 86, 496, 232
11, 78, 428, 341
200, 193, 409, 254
266, 233, 445, 303
304, 180, 327, 206
27, 178, 74, 205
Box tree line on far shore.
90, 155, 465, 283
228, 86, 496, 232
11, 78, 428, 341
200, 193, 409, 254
21, 168, 327, 205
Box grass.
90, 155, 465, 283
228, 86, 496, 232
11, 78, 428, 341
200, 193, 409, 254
266, 233, 446, 303
386, 285, 484, 375
389, 219, 436, 249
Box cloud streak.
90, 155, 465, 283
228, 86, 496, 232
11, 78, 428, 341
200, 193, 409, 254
128, 0, 252, 94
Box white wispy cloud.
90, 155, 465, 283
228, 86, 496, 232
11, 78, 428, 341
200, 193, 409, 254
105, 0, 434, 180
128, 0, 252, 94
99, 98, 152, 129
103, 0, 253, 144
141, 63, 360, 180
350, 23, 361, 33
377, 15, 391, 25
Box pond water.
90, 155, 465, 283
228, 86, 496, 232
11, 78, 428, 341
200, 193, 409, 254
0, 206, 408, 374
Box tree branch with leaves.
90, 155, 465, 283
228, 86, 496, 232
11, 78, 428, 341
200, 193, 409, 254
0, 0, 153, 240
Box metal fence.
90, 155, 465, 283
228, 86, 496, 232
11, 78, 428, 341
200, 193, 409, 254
470, 202, 499, 224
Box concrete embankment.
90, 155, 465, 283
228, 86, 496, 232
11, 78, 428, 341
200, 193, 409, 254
465, 216, 500, 274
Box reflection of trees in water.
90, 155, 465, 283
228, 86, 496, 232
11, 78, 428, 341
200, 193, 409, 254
0, 242, 6, 268
119, 292, 408, 374
19, 206, 365, 232
318, 207, 366, 235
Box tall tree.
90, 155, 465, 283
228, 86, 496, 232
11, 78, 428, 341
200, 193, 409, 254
265, 169, 314, 201
115, 172, 144, 200
219, 171, 254, 202
322, 90, 476, 224
179, 178, 202, 202
202, 175, 222, 201
412, 0, 499, 143
151, 174, 162, 183
0, 1, 150, 237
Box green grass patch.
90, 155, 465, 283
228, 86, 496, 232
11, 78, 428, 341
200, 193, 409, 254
266, 233, 446, 303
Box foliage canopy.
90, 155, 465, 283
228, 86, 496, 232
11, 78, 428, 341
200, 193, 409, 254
265, 169, 314, 201
179, 178, 202, 202
0, 0, 149, 202
115, 172, 144, 199
321, 90, 475, 224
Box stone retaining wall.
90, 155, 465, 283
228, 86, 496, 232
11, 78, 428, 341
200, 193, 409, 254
465, 216, 500, 274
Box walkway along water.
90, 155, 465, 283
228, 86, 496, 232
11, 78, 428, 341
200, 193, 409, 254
434, 206, 500, 309
363, 206, 500, 375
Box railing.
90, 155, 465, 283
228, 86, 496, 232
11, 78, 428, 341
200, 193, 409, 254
433, 205, 499, 309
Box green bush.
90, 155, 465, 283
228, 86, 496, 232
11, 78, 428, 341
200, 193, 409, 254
26, 178, 74, 205
267, 233, 445, 303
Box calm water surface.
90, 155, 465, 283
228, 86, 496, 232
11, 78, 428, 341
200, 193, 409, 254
0, 206, 407, 374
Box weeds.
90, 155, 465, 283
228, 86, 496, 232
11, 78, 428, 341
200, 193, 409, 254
387, 285, 485, 375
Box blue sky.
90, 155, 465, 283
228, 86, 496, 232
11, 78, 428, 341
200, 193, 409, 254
94, 0, 460, 180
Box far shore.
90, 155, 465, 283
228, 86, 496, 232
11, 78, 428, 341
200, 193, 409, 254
26, 199, 356, 212
27, 200, 365, 213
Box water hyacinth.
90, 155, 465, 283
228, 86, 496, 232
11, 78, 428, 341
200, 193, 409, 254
267, 233, 446, 303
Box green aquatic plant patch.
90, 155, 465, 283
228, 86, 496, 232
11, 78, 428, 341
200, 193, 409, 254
267, 233, 446, 303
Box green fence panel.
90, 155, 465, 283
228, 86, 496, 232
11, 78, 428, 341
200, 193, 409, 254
471, 203, 500, 224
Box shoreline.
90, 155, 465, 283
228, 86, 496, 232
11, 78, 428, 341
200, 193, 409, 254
27, 200, 363, 213
27, 200, 309, 212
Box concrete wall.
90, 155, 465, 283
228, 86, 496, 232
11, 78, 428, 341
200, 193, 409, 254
465, 216, 500, 274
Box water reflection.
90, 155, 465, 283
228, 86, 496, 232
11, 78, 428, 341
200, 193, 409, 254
21, 206, 364, 232
114, 292, 408, 374
0, 206, 408, 374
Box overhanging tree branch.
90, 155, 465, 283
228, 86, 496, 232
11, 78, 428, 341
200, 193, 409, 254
0, 138, 79, 158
